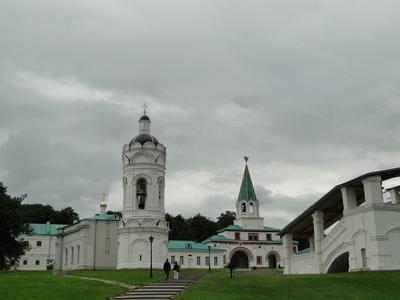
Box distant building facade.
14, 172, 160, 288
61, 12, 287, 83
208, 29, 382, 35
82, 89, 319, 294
17, 222, 66, 270
204, 160, 290, 269
51, 112, 284, 271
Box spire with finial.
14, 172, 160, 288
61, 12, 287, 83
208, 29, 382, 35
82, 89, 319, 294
237, 156, 257, 203
143, 103, 148, 115
100, 193, 107, 214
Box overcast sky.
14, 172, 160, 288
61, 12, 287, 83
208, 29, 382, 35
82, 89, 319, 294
1, 1, 400, 228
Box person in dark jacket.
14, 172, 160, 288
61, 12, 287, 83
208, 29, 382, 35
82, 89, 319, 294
163, 258, 171, 280
173, 261, 180, 280
228, 259, 236, 279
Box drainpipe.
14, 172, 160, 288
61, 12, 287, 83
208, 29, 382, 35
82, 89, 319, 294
93, 220, 97, 270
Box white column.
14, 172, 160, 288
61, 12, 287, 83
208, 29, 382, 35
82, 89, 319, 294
362, 175, 383, 204
54, 235, 63, 272
312, 211, 324, 273
341, 187, 357, 212
283, 234, 293, 274
388, 188, 400, 204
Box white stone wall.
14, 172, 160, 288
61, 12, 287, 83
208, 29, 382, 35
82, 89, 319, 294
168, 250, 225, 269
56, 219, 118, 270
17, 234, 57, 270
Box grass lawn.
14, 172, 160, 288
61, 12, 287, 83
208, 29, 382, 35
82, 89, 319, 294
0, 271, 126, 300
68, 269, 165, 285
176, 268, 400, 300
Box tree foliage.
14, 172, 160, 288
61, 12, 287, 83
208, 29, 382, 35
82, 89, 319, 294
0, 182, 31, 270
166, 211, 236, 242
18, 203, 79, 225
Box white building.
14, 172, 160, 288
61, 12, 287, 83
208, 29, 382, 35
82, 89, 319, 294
280, 168, 400, 274
54, 200, 119, 271
52, 112, 284, 271
203, 159, 290, 269
18, 222, 66, 270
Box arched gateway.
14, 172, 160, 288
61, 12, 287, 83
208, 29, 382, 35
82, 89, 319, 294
230, 247, 252, 268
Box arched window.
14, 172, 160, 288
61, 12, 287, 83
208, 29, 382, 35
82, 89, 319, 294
249, 202, 254, 214
137, 178, 147, 209
158, 177, 164, 201
241, 202, 246, 213
65, 248, 68, 265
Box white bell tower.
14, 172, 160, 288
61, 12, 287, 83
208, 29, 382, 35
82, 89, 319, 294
117, 109, 169, 269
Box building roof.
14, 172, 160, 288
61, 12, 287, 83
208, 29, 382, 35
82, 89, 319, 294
88, 213, 114, 221
298, 248, 311, 254
218, 224, 281, 233
129, 133, 159, 147
168, 240, 225, 252
206, 234, 232, 241
279, 167, 400, 237
237, 162, 258, 203
30, 223, 67, 235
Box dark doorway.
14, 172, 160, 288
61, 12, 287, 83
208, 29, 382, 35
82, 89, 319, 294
268, 254, 277, 268
327, 252, 349, 273
231, 251, 249, 268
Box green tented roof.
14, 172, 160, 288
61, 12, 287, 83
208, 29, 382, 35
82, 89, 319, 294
224, 225, 242, 230
30, 223, 67, 235
168, 240, 225, 252
237, 163, 257, 203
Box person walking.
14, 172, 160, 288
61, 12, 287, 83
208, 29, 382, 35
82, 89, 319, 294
173, 261, 180, 280
228, 259, 235, 279
163, 258, 171, 281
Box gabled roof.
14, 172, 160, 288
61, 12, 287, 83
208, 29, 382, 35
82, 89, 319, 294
279, 167, 400, 237
237, 163, 258, 203
168, 240, 225, 252
30, 223, 67, 235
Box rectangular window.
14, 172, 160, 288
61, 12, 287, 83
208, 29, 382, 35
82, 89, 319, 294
266, 233, 272, 241
64, 249, 68, 265
223, 255, 226, 265
77, 245, 80, 263
179, 256, 184, 265
205, 256, 210, 266
235, 232, 240, 240
171, 255, 175, 264
248, 233, 259, 241
214, 256, 218, 266
196, 256, 201, 265
257, 256, 262, 265
36, 241, 42, 247
105, 223, 111, 254
361, 248, 367, 268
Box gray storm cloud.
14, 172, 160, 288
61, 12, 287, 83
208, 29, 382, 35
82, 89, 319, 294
0, 1, 400, 224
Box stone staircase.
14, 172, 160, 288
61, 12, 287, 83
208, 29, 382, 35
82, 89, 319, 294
112, 273, 205, 300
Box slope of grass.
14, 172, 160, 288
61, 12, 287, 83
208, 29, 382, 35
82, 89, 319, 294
176, 268, 400, 300
0, 271, 126, 300
68, 269, 164, 285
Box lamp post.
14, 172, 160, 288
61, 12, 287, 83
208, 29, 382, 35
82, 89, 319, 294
208, 245, 211, 271
149, 235, 154, 279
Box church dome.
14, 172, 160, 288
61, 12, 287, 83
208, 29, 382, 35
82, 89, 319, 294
139, 114, 150, 121
129, 133, 159, 146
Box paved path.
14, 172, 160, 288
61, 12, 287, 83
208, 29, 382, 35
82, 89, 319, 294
111, 272, 206, 300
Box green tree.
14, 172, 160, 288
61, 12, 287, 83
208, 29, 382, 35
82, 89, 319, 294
0, 182, 31, 270
216, 211, 236, 229
18, 204, 79, 225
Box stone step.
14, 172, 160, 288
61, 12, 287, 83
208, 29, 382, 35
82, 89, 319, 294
134, 289, 181, 293
114, 295, 173, 299
125, 292, 178, 296
139, 285, 186, 288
